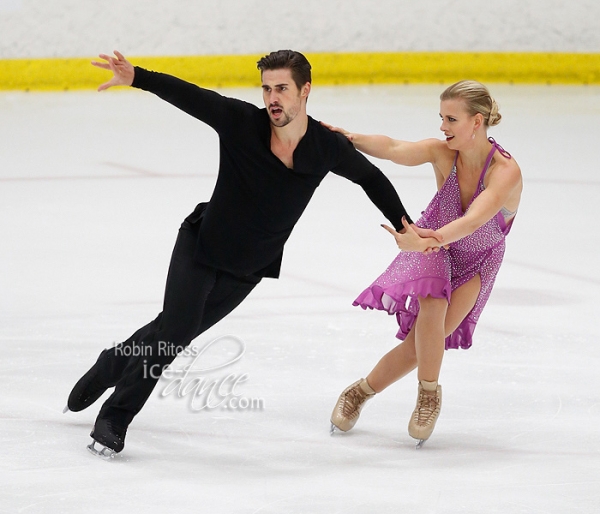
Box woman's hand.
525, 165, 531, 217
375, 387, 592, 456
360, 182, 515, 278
381, 218, 444, 254
411, 224, 449, 253
320, 121, 354, 142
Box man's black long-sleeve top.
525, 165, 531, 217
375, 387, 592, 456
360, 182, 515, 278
132, 67, 413, 278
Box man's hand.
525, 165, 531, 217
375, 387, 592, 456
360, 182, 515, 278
91, 50, 135, 92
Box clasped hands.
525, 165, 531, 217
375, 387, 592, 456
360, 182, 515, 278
382, 218, 446, 255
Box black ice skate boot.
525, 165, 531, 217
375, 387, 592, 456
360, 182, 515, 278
65, 349, 116, 413
87, 418, 128, 459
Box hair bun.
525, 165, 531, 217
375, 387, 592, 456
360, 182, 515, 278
488, 99, 502, 126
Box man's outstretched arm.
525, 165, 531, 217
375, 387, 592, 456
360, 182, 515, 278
331, 135, 443, 248
92, 50, 249, 133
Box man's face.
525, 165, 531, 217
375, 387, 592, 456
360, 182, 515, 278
261, 69, 309, 128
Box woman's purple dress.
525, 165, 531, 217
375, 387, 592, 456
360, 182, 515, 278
353, 139, 515, 350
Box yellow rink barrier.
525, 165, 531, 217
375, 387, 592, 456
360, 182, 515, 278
0, 52, 599, 91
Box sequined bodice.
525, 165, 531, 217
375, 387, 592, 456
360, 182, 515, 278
417, 138, 513, 254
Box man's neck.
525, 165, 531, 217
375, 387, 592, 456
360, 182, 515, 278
270, 113, 309, 149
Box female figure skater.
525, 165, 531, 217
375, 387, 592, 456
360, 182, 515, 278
327, 80, 523, 447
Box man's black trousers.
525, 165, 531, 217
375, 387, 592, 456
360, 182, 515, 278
94, 222, 261, 428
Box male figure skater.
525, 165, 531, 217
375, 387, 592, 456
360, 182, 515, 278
65, 49, 432, 457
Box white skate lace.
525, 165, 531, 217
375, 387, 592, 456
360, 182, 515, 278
414, 390, 440, 427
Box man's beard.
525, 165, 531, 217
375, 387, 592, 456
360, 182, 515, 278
270, 110, 294, 127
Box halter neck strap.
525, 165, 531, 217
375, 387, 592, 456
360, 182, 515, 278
488, 137, 512, 159
479, 137, 512, 182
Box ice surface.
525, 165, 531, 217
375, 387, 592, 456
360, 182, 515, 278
1, 83, 599, 513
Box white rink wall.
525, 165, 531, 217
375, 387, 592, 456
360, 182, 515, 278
1, 0, 599, 59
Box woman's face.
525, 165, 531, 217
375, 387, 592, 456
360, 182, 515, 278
439, 98, 478, 150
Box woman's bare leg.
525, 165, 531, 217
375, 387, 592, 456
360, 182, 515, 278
414, 295, 448, 383
366, 329, 418, 393
366, 274, 482, 393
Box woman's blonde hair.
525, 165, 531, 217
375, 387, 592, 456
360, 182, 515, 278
440, 80, 501, 127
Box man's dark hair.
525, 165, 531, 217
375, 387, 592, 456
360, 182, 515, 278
257, 50, 312, 90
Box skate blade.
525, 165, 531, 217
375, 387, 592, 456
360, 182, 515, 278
330, 422, 347, 436
62, 405, 69, 414
415, 439, 426, 449
87, 441, 116, 460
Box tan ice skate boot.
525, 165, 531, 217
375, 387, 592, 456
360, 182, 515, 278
408, 380, 442, 448
330, 378, 376, 434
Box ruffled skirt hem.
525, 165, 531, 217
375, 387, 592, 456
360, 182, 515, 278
353, 276, 474, 350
